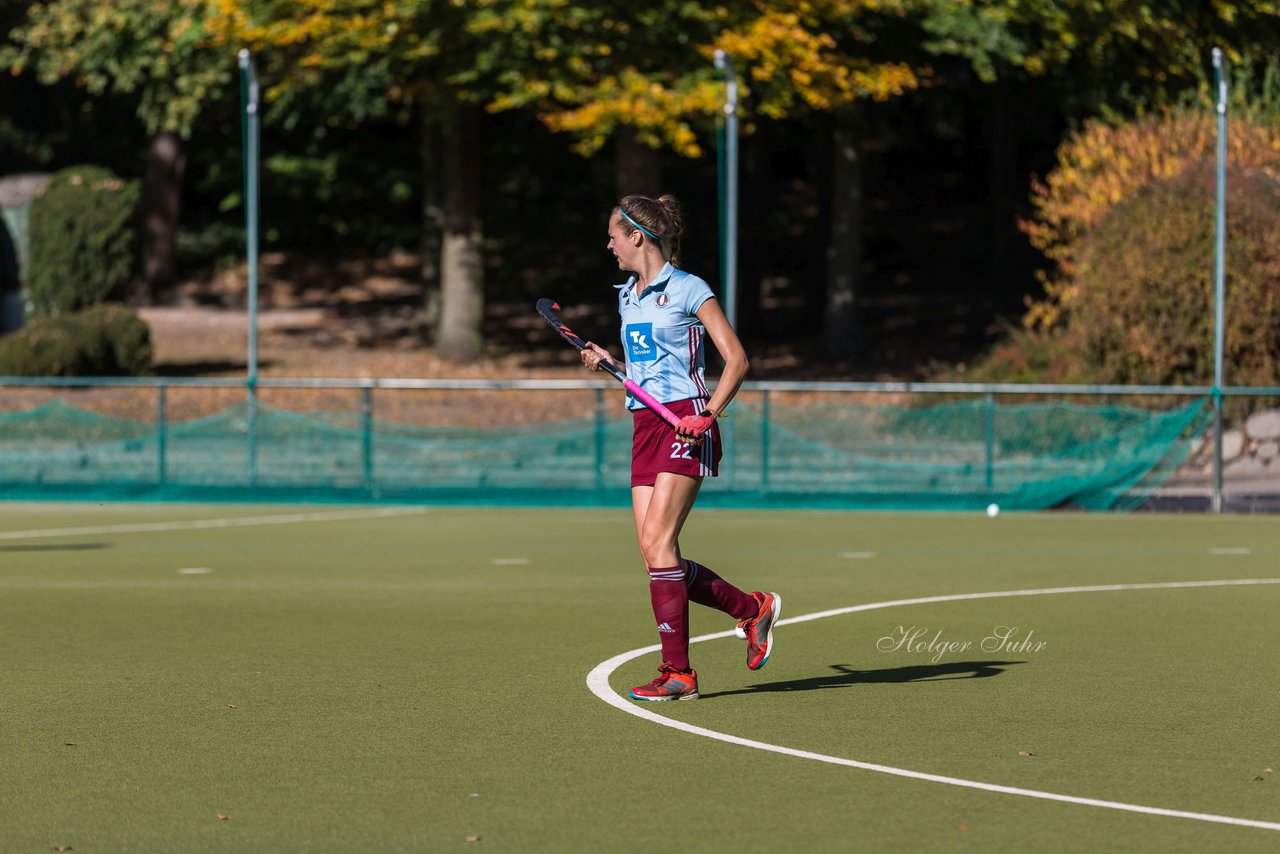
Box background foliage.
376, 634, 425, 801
26, 166, 141, 314
3, 0, 1280, 378
1073, 164, 1280, 387
965, 162, 1280, 387
0, 303, 151, 376
1021, 107, 1280, 333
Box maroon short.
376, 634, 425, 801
631, 398, 722, 487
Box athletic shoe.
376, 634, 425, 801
629, 664, 700, 702
744, 592, 781, 671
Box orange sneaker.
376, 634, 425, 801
744, 592, 781, 671
629, 664, 700, 702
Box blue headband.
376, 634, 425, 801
619, 209, 660, 241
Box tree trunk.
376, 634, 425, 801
615, 126, 662, 198
418, 111, 443, 336
823, 106, 865, 360
435, 105, 485, 363
141, 131, 187, 303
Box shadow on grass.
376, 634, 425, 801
701, 660, 1025, 699
0, 542, 111, 552
153, 359, 272, 376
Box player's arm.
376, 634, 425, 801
674, 298, 748, 443
696, 297, 749, 418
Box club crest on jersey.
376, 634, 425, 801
656, 293, 669, 307
625, 322, 656, 361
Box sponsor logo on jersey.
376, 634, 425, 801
625, 322, 656, 361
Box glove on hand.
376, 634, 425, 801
675, 411, 716, 444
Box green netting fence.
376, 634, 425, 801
0, 378, 1244, 510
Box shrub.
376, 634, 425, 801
97, 304, 154, 376
967, 163, 1280, 386
1070, 164, 1280, 386
0, 303, 152, 376
1020, 110, 1280, 332
27, 165, 140, 315
942, 323, 1090, 385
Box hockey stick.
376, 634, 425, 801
536, 298, 683, 431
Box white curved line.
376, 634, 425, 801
587, 579, 1280, 833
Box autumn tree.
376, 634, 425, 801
921, 0, 1280, 112
4, 0, 235, 299
918, 0, 1280, 313
713, 4, 922, 355
474, 1, 923, 357
467, 1, 728, 196
209, 0, 497, 362
1022, 108, 1280, 333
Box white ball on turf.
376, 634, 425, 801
986, 503, 1000, 518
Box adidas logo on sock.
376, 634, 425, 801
657, 622, 676, 633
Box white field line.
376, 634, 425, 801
587, 579, 1280, 833
0, 507, 428, 541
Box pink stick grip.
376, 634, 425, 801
622, 379, 683, 430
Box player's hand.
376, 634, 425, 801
675, 412, 716, 444
581, 342, 614, 372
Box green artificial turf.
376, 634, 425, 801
0, 504, 1277, 852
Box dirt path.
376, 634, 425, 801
138, 305, 584, 382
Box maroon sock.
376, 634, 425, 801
684, 559, 757, 620
647, 565, 690, 672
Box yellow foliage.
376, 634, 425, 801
539, 70, 724, 157
479, 0, 918, 157
205, 0, 922, 157
707, 7, 917, 120
208, 0, 424, 59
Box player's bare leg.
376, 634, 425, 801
631, 471, 701, 570
633, 472, 779, 677
626, 473, 701, 697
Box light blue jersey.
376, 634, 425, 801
614, 263, 716, 411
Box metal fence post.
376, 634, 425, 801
1212, 391, 1224, 513
247, 381, 258, 486
984, 391, 995, 497
594, 386, 606, 491
760, 389, 771, 490
361, 385, 374, 492
240, 50, 261, 489
156, 385, 167, 486
1211, 47, 1228, 514
714, 50, 739, 329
